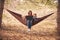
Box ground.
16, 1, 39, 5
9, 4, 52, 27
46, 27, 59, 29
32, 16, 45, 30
0, 0, 59, 40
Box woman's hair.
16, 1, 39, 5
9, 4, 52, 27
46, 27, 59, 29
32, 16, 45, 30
28, 10, 32, 16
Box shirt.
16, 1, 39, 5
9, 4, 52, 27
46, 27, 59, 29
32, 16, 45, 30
25, 16, 33, 20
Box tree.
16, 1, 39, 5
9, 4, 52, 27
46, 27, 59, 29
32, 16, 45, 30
0, 0, 5, 28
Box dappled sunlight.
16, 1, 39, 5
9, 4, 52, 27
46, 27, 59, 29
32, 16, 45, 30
0, 0, 58, 40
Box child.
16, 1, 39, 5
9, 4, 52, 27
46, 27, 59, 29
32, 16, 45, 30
33, 13, 37, 20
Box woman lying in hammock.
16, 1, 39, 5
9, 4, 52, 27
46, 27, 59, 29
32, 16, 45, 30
25, 10, 34, 32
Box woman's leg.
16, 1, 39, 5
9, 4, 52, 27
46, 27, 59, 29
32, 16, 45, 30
26, 20, 32, 32
28, 20, 32, 29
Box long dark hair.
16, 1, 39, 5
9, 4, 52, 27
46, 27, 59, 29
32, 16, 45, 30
28, 10, 32, 16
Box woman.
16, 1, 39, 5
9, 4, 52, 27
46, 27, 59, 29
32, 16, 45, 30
25, 10, 33, 31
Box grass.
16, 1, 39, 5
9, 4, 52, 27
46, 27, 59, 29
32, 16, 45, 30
1, 0, 58, 40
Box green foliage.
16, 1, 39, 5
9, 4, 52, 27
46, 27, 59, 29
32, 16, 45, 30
29, 0, 57, 8
5, 0, 57, 9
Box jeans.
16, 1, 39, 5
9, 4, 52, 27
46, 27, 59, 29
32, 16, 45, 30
26, 20, 32, 29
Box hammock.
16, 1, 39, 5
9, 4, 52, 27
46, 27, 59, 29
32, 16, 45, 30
6, 9, 54, 26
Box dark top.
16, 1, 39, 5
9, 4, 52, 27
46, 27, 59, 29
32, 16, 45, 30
25, 16, 33, 20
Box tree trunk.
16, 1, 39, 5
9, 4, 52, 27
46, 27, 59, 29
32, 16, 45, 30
0, 0, 5, 28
